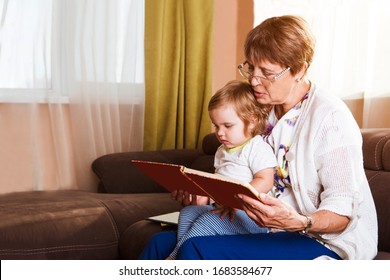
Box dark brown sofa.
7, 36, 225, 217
0, 129, 389, 260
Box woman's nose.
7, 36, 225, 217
250, 76, 262, 87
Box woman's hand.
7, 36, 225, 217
238, 193, 306, 232
239, 193, 351, 233
171, 190, 210, 207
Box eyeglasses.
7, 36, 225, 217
238, 61, 290, 86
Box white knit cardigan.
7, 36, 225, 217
287, 83, 378, 259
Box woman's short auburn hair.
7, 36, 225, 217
208, 80, 270, 136
244, 15, 316, 75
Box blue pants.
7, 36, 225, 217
169, 205, 268, 259
139, 231, 341, 260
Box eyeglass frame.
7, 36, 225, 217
238, 61, 291, 85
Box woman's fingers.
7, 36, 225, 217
242, 204, 266, 227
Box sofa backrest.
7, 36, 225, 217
186, 133, 220, 173
93, 149, 206, 194
361, 128, 390, 254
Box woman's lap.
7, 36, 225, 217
138, 231, 341, 260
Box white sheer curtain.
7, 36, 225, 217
0, 0, 144, 194
254, 0, 390, 128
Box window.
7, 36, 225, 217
0, 0, 144, 103
0, 0, 52, 89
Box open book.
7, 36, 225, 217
132, 160, 261, 210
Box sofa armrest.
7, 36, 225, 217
92, 149, 205, 194
361, 128, 390, 256
361, 128, 390, 171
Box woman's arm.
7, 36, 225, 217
239, 193, 350, 233
307, 210, 350, 233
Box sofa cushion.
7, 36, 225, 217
0, 191, 119, 259
0, 190, 180, 259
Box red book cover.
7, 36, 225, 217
185, 171, 260, 210
131, 160, 209, 196
132, 160, 260, 209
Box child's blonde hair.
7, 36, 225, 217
208, 80, 270, 136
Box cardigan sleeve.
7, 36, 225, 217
313, 110, 364, 239
314, 110, 363, 211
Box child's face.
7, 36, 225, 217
209, 105, 253, 149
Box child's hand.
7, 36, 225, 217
171, 190, 210, 206
212, 204, 237, 221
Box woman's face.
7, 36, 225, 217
248, 61, 298, 106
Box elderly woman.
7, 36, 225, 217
139, 15, 378, 260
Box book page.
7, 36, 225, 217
147, 211, 179, 226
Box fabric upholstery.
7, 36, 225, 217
0, 191, 180, 259
362, 128, 390, 254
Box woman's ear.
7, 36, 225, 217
295, 61, 308, 82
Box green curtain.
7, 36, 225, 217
144, 0, 214, 150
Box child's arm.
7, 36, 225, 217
250, 167, 275, 194
213, 168, 274, 221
